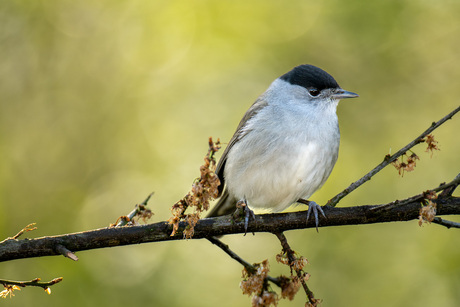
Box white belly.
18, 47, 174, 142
224, 126, 339, 212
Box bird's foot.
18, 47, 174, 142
298, 199, 326, 232
234, 199, 255, 235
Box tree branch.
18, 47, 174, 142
432, 217, 460, 229
0, 277, 63, 289
1, 192, 458, 262
1, 107, 459, 280
275, 232, 318, 306
0, 277, 63, 297
328, 105, 460, 207
207, 236, 282, 286
207, 236, 256, 273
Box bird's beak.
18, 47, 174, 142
332, 89, 359, 100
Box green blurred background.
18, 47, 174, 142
1, 0, 459, 306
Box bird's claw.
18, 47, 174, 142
234, 200, 255, 235
302, 200, 326, 232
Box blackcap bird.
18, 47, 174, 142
207, 64, 358, 230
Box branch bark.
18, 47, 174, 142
1, 194, 459, 263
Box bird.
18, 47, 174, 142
207, 64, 358, 230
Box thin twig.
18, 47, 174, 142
206, 237, 281, 286
274, 232, 318, 306
0, 223, 38, 245
207, 237, 254, 272
0, 277, 63, 290
55, 244, 78, 261
439, 173, 460, 197
12, 223, 37, 240
116, 192, 154, 227
370, 172, 460, 213
328, 105, 460, 207
432, 217, 460, 229
432, 173, 460, 194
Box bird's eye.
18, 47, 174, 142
308, 89, 320, 97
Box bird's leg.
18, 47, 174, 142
234, 199, 255, 235
298, 199, 326, 232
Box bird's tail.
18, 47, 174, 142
206, 189, 238, 217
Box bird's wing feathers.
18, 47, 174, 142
209, 96, 268, 217
215, 96, 268, 195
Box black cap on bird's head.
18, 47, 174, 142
280, 64, 359, 100
280, 64, 339, 90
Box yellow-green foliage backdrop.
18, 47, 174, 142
1, 1, 459, 306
